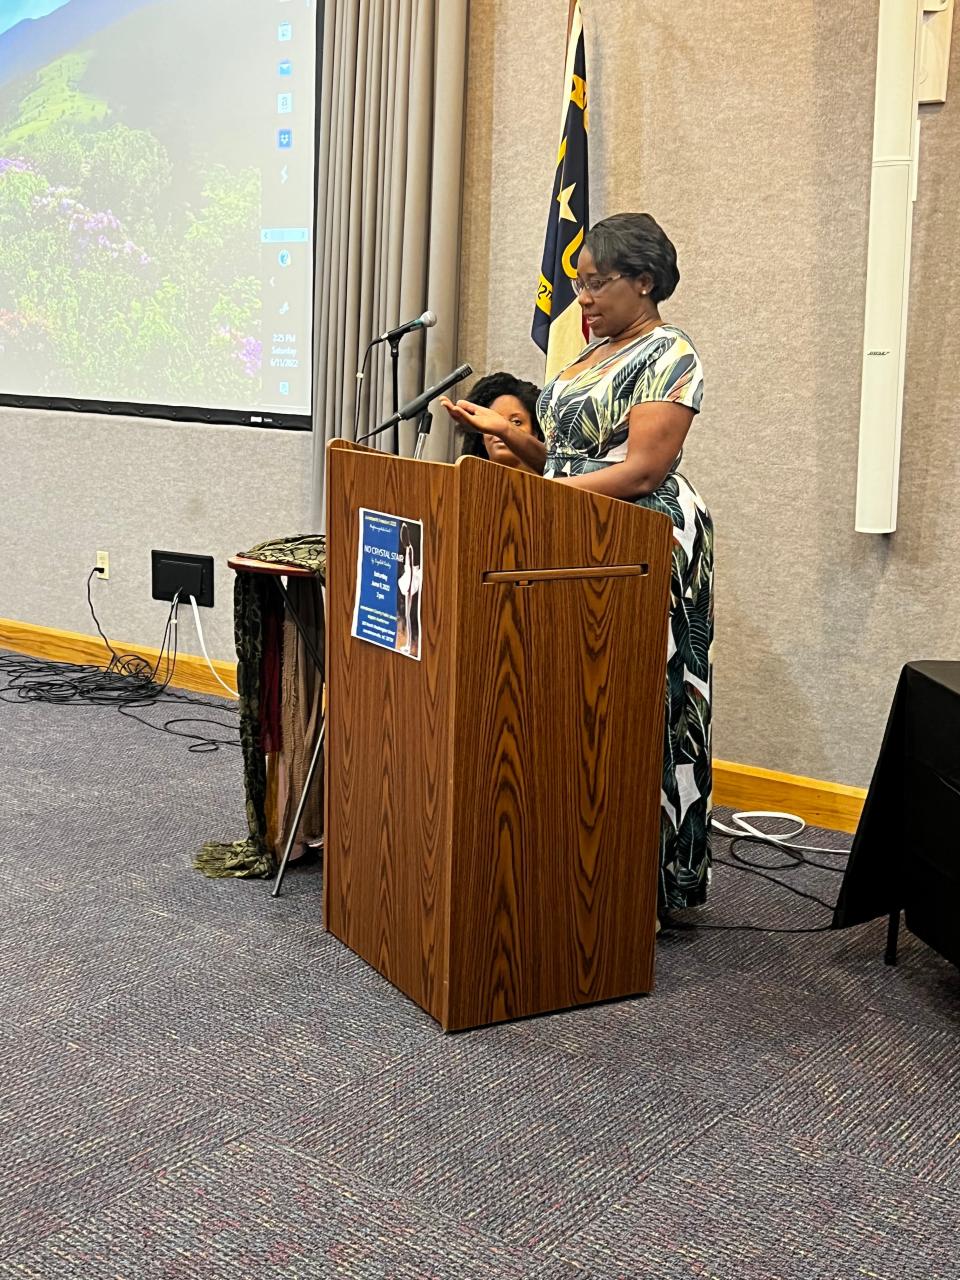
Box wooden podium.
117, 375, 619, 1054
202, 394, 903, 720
323, 440, 673, 1031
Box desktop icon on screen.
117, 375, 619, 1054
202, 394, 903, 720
278, 60, 292, 76
278, 21, 292, 41
279, 382, 290, 396
278, 250, 292, 268
278, 129, 293, 148
278, 93, 293, 114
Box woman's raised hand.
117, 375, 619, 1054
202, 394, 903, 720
439, 396, 509, 437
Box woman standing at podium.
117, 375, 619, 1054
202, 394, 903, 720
442, 212, 712, 914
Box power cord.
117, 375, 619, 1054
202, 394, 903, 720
712, 809, 850, 857
188, 595, 238, 698
353, 337, 379, 439
0, 569, 179, 704
115, 696, 242, 753
660, 809, 850, 937
0, 569, 240, 753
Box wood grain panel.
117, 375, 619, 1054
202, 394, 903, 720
324, 443, 674, 1031
446, 459, 673, 1030
323, 442, 454, 1025
227, 555, 317, 579
713, 759, 865, 834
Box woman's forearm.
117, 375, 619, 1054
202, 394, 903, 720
496, 426, 547, 473
554, 460, 663, 500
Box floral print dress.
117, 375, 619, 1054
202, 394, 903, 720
537, 325, 713, 910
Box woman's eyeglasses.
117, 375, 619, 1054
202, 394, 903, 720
571, 273, 624, 297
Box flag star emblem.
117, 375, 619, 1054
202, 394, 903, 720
557, 181, 577, 222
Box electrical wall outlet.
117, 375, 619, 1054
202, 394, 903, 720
95, 550, 110, 580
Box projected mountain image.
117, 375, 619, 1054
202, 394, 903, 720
0, 0, 310, 415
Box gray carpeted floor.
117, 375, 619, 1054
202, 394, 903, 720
2, 658, 959, 1279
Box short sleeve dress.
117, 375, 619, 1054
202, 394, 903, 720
537, 325, 714, 911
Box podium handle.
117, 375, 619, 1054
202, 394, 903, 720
482, 564, 648, 586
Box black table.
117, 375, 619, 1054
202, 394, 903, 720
833, 661, 960, 969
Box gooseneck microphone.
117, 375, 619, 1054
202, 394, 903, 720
378, 310, 437, 343
357, 363, 473, 442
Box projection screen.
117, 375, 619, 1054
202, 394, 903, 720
0, 0, 318, 428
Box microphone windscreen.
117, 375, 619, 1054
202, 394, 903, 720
420, 310, 438, 329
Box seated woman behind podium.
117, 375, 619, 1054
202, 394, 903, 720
456, 372, 543, 473
442, 212, 713, 915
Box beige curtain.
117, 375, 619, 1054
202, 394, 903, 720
311, 0, 469, 523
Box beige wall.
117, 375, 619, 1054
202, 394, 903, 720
0, 410, 312, 662
460, 0, 960, 788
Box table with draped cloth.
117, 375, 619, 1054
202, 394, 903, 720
833, 661, 960, 969
196, 534, 326, 879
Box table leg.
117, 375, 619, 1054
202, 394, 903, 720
273, 576, 325, 673
884, 910, 900, 966
268, 573, 325, 899
270, 720, 324, 898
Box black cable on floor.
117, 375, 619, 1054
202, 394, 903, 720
0, 570, 240, 753
724, 831, 848, 877
663, 916, 836, 936
661, 829, 847, 936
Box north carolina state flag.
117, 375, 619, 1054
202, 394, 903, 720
531, 0, 589, 380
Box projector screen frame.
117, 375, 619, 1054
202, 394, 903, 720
0, 0, 324, 435
0, 390, 312, 431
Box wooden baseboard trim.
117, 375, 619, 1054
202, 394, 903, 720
714, 759, 865, 834
0, 617, 238, 699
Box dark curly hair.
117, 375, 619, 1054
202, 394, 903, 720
458, 371, 543, 458
583, 212, 680, 303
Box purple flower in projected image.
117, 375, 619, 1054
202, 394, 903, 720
33, 189, 73, 214
0, 157, 35, 175
42, 199, 154, 265
71, 210, 121, 236
237, 336, 262, 378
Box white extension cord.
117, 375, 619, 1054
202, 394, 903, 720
711, 810, 849, 856
189, 595, 239, 699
